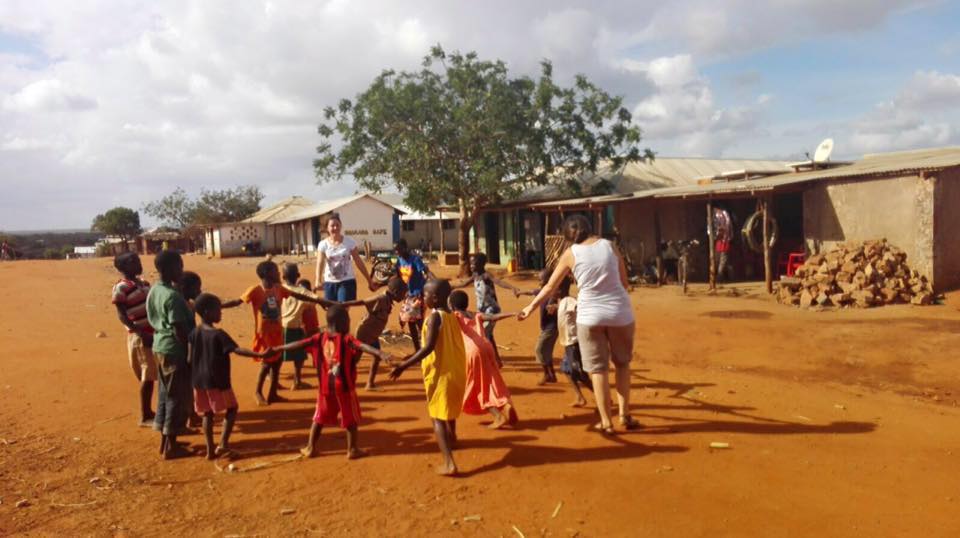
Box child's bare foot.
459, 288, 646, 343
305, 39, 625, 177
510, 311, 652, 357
537, 374, 549, 386
206, 447, 216, 460
139, 418, 154, 428
267, 394, 289, 404
570, 397, 587, 407
506, 404, 519, 426
364, 384, 382, 392
435, 462, 458, 476
215, 446, 238, 460
292, 382, 311, 390
300, 446, 317, 458
255, 393, 268, 406
346, 447, 368, 460
487, 413, 508, 430
163, 443, 192, 460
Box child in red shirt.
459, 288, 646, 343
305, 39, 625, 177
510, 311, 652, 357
274, 304, 393, 459
223, 260, 331, 406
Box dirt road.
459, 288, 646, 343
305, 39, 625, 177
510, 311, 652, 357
1, 255, 959, 537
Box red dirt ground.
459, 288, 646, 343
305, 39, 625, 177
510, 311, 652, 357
2, 255, 959, 537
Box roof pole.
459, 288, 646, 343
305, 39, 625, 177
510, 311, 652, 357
707, 200, 716, 291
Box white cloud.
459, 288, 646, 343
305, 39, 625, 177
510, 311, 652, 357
847, 70, 960, 154
0, 1, 949, 229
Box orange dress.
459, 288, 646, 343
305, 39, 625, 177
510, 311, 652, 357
240, 284, 291, 363
455, 311, 512, 415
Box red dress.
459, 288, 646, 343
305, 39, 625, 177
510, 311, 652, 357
455, 311, 513, 415
308, 332, 362, 428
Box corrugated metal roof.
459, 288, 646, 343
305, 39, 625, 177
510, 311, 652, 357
530, 146, 960, 206
243, 196, 314, 223
271, 193, 402, 224
513, 157, 791, 204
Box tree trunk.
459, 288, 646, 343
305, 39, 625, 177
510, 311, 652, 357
457, 198, 472, 277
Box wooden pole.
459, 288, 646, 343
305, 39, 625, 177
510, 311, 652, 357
762, 196, 773, 294
438, 209, 444, 256
707, 201, 716, 290
653, 202, 663, 286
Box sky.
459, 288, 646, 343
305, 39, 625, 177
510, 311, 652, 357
1, 1, 959, 230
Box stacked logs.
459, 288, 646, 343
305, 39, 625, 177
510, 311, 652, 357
777, 239, 934, 308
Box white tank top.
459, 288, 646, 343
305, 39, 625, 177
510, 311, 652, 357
570, 239, 634, 327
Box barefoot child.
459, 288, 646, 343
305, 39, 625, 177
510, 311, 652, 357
178, 270, 204, 429
342, 276, 407, 390
556, 276, 593, 407
393, 239, 432, 350
111, 252, 156, 427
389, 279, 467, 476
518, 269, 560, 385
222, 260, 332, 406
190, 293, 269, 459
453, 253, 523, 367
274, 304, 393, 459
145, 250, 195, 459
280, 263, 315, 390
449, 290, 518, 429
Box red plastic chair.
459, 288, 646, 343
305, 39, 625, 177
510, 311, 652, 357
785, 252, 805, 276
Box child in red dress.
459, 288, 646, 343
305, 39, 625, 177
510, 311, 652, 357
274, 304, 393, 459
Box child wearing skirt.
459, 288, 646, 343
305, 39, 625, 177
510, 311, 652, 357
275, 304, 393, 459
448, 290, 519, 429
190, 293, 269, 459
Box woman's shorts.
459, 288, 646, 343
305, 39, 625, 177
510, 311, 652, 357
576, 322, 635, 374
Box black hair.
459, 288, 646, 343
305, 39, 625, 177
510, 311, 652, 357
563, 214, 593, 244
326, 303, 348, 326
194, 293, 221, 317
428, 278, 452, 305
256, 260, 278, 279
449, 289, 469, 310
154, 250, 183, 277
113, 251, 139, 272
282, 262, 300, 282
297, 278, 312, 289
472, 252, 487, 270
387, 275, 408, 296
180, 271, 202, 292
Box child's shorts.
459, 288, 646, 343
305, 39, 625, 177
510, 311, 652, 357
283, 327, 307, 363
194, 388, 238, 414
127, 332, 157, 382
561, 344, 590, 385
314, 388, 361, 429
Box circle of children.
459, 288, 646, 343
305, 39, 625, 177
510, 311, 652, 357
111, 214, 636, 476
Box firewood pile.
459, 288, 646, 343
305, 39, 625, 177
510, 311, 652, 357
777, 239, 934, 308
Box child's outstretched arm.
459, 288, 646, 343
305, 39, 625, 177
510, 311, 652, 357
284, 285, 337, 309
221, 298, 243, 309
269, 337, 313, 354
389, 312, 440, 380
489, 272, 523, 297
514, 288, 539, 298
451, 275, 475, 289
477, 311, 519, 323
357, 342, 395, 365
233, 347, 271, 359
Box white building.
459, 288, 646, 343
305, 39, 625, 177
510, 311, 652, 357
399, 210, 458, 253
271, 193, 405, 254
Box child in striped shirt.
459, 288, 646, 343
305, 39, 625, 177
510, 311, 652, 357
112, 252, 156, 427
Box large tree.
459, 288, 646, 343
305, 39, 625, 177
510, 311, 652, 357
91, 207, 142, 248
314, 45, 650, 274
143, 186, 264, 227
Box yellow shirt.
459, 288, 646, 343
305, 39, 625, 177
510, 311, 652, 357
420, 309, 467, 421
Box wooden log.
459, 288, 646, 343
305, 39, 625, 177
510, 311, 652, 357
707, 201, 716, 290
763, 196, 773, 294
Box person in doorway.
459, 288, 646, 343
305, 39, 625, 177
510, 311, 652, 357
713, 206, 734, 283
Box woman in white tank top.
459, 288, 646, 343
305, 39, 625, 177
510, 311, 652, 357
518, 215, 639, 434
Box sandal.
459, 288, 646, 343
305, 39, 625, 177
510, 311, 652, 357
619, 415, 642, 430
593, 422, 616, 436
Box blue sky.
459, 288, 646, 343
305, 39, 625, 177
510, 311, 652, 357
1, 1, 959, 230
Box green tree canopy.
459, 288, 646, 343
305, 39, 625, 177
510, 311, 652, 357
91, 207, 142, 242
143, 186, 264, 227
314, 45, 650, 273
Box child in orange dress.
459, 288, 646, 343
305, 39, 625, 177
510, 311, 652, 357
222, 260, 332, 406
274, 304, 393, 459
448, 290, 518, 429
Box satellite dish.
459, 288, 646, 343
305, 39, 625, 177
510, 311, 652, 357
813, 138, 834, 163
